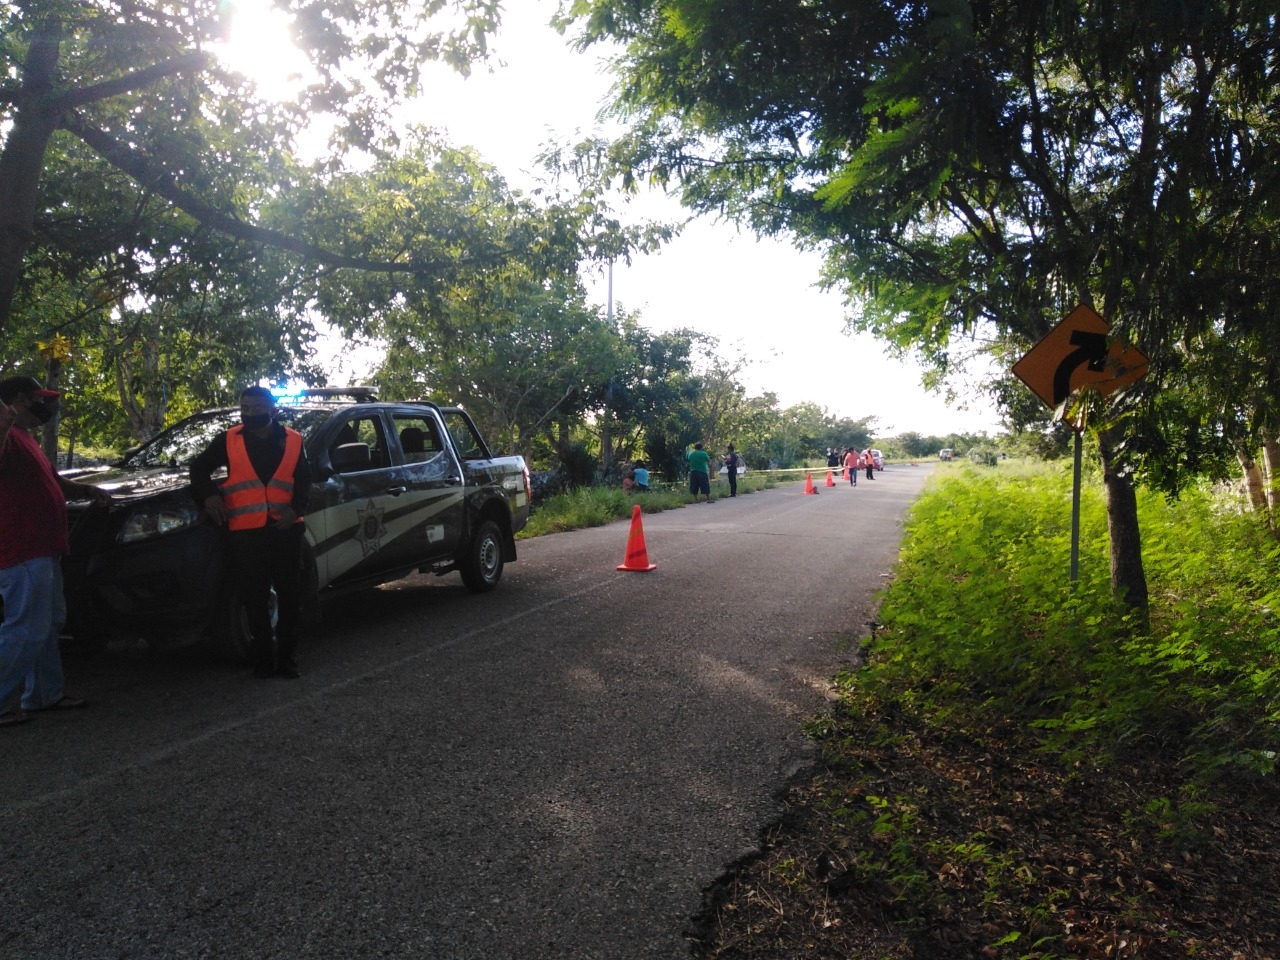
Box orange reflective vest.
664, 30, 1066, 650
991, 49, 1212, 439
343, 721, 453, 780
220, 425, 304, 531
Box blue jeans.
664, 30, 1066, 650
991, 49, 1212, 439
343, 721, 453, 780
0, 556, 67, 712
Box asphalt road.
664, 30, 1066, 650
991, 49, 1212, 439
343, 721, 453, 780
2, 464, 934, 960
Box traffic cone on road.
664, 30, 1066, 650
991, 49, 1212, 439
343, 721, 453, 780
804, 472, 818, 495
617, 504, 657, 571
825, 470, 836, 487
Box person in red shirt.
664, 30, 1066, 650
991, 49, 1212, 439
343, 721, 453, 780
843, 447, 859, 486
0, 376, 110, 728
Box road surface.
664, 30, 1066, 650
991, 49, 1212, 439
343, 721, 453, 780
1, 465, 934, 959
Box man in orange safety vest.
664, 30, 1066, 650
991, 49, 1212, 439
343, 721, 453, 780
190, 386, 312, 678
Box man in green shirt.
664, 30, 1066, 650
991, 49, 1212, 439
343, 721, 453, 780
687, 442, 713, 503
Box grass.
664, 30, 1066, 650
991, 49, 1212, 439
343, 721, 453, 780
690, 460, 1280, 960
518, 470, 779, 538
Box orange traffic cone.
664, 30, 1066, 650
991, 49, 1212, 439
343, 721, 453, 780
825, 469, 836, 487
617, 503, 657, 571
804, 472, 818, 495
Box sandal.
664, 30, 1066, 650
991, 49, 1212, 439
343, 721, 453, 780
0, 711, 30, 727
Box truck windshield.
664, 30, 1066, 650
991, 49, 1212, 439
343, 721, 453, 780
122, 409, 329, 468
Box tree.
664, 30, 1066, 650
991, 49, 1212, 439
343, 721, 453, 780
569, 0, 1280, 613
0, 0, 506, 335
3, 120, 327, 446
724, 392, 783, 468
607, 321, 705, 481
823, 414, 877, 459
322, 139, 668, 464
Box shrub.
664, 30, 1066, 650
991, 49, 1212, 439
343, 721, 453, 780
857, 462, 1280, 783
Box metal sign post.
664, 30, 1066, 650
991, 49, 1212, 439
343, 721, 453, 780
1070, 423, 1083, 587
1013, 305, 1147, 589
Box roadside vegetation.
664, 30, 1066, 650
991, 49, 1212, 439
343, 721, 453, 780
519, 470, 780, 538
693, 462, 1280, 959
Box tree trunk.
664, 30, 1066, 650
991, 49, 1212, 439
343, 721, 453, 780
1097, 426, 1149, 617
1235, 442, 1269, 519
40, 356, 63, 462
1261, 428, 1280, 523
0, 19, 63, 333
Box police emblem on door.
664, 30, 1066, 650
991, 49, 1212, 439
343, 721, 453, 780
356, 500, 387, 557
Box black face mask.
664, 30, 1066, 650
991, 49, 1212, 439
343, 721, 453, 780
26, 400, 55, 425
241, 413, 272, 431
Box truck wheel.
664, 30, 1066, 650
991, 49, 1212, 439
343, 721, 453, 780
208, 579, 275, 664
459, 520, 504, 592
206, 542, 318, 663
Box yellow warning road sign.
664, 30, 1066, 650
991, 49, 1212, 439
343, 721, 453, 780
1013, 305, 1149, 409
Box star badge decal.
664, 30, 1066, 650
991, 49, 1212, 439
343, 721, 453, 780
355, 499, 387, 557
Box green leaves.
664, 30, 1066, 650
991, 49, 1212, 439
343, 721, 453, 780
0, 0, 510, 331
863, 461, 1280, 782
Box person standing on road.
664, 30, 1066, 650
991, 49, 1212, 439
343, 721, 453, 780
1, 375, 110, 728
723, 444, 741, 498
843, 447, 859, 486
863, 448, 875, 481
190, 386, 312, 679
687, 442, 713, 503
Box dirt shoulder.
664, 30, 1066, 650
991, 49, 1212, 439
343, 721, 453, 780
689, 694, 1280, 959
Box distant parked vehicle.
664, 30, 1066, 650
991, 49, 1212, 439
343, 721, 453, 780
939, 448, 954, 461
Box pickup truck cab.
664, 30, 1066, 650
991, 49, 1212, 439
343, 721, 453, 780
61, 388, 530, 658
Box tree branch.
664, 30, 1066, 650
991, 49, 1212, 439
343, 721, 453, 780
48, 52, 214, 113
62, 113, 452, 277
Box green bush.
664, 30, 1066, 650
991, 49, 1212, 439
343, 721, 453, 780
856, 461, 1280, 783
966, 446, 1000, 467
518, 470, 779, 539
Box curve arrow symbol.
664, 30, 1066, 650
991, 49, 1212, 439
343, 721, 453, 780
1053, 331, 1109, 405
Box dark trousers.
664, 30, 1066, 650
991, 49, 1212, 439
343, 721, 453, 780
727, 470, 737, 496
228, 524, 304, 667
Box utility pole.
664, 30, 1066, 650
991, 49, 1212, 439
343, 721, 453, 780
601, 260, 614, 479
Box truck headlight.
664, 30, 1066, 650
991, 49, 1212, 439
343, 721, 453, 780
118, 502, 204, 543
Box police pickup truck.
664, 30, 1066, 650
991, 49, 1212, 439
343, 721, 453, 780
61, 389, 530, 659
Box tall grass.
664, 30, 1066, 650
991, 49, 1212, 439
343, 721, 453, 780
857, 461, 1280, 782
518, 471, 777, 538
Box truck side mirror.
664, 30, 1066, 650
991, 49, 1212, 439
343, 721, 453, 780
331, 442, 372, 473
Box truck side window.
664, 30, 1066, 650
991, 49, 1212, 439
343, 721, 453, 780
393, 416, 444, 464
330, 416, 389, 472
441, 411, 488, 460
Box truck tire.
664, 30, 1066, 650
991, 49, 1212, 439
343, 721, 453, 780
206, 543, 317, 663
207, 577, 273, 664
459, 519, 504, 592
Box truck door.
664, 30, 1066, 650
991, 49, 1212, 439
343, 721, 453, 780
312, 411, 424, 589
389, 410, 465, 563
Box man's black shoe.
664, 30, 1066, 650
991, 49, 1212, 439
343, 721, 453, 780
277, 660, 301, 680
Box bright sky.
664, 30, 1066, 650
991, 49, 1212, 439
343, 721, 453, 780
223, 2, 1004, 439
